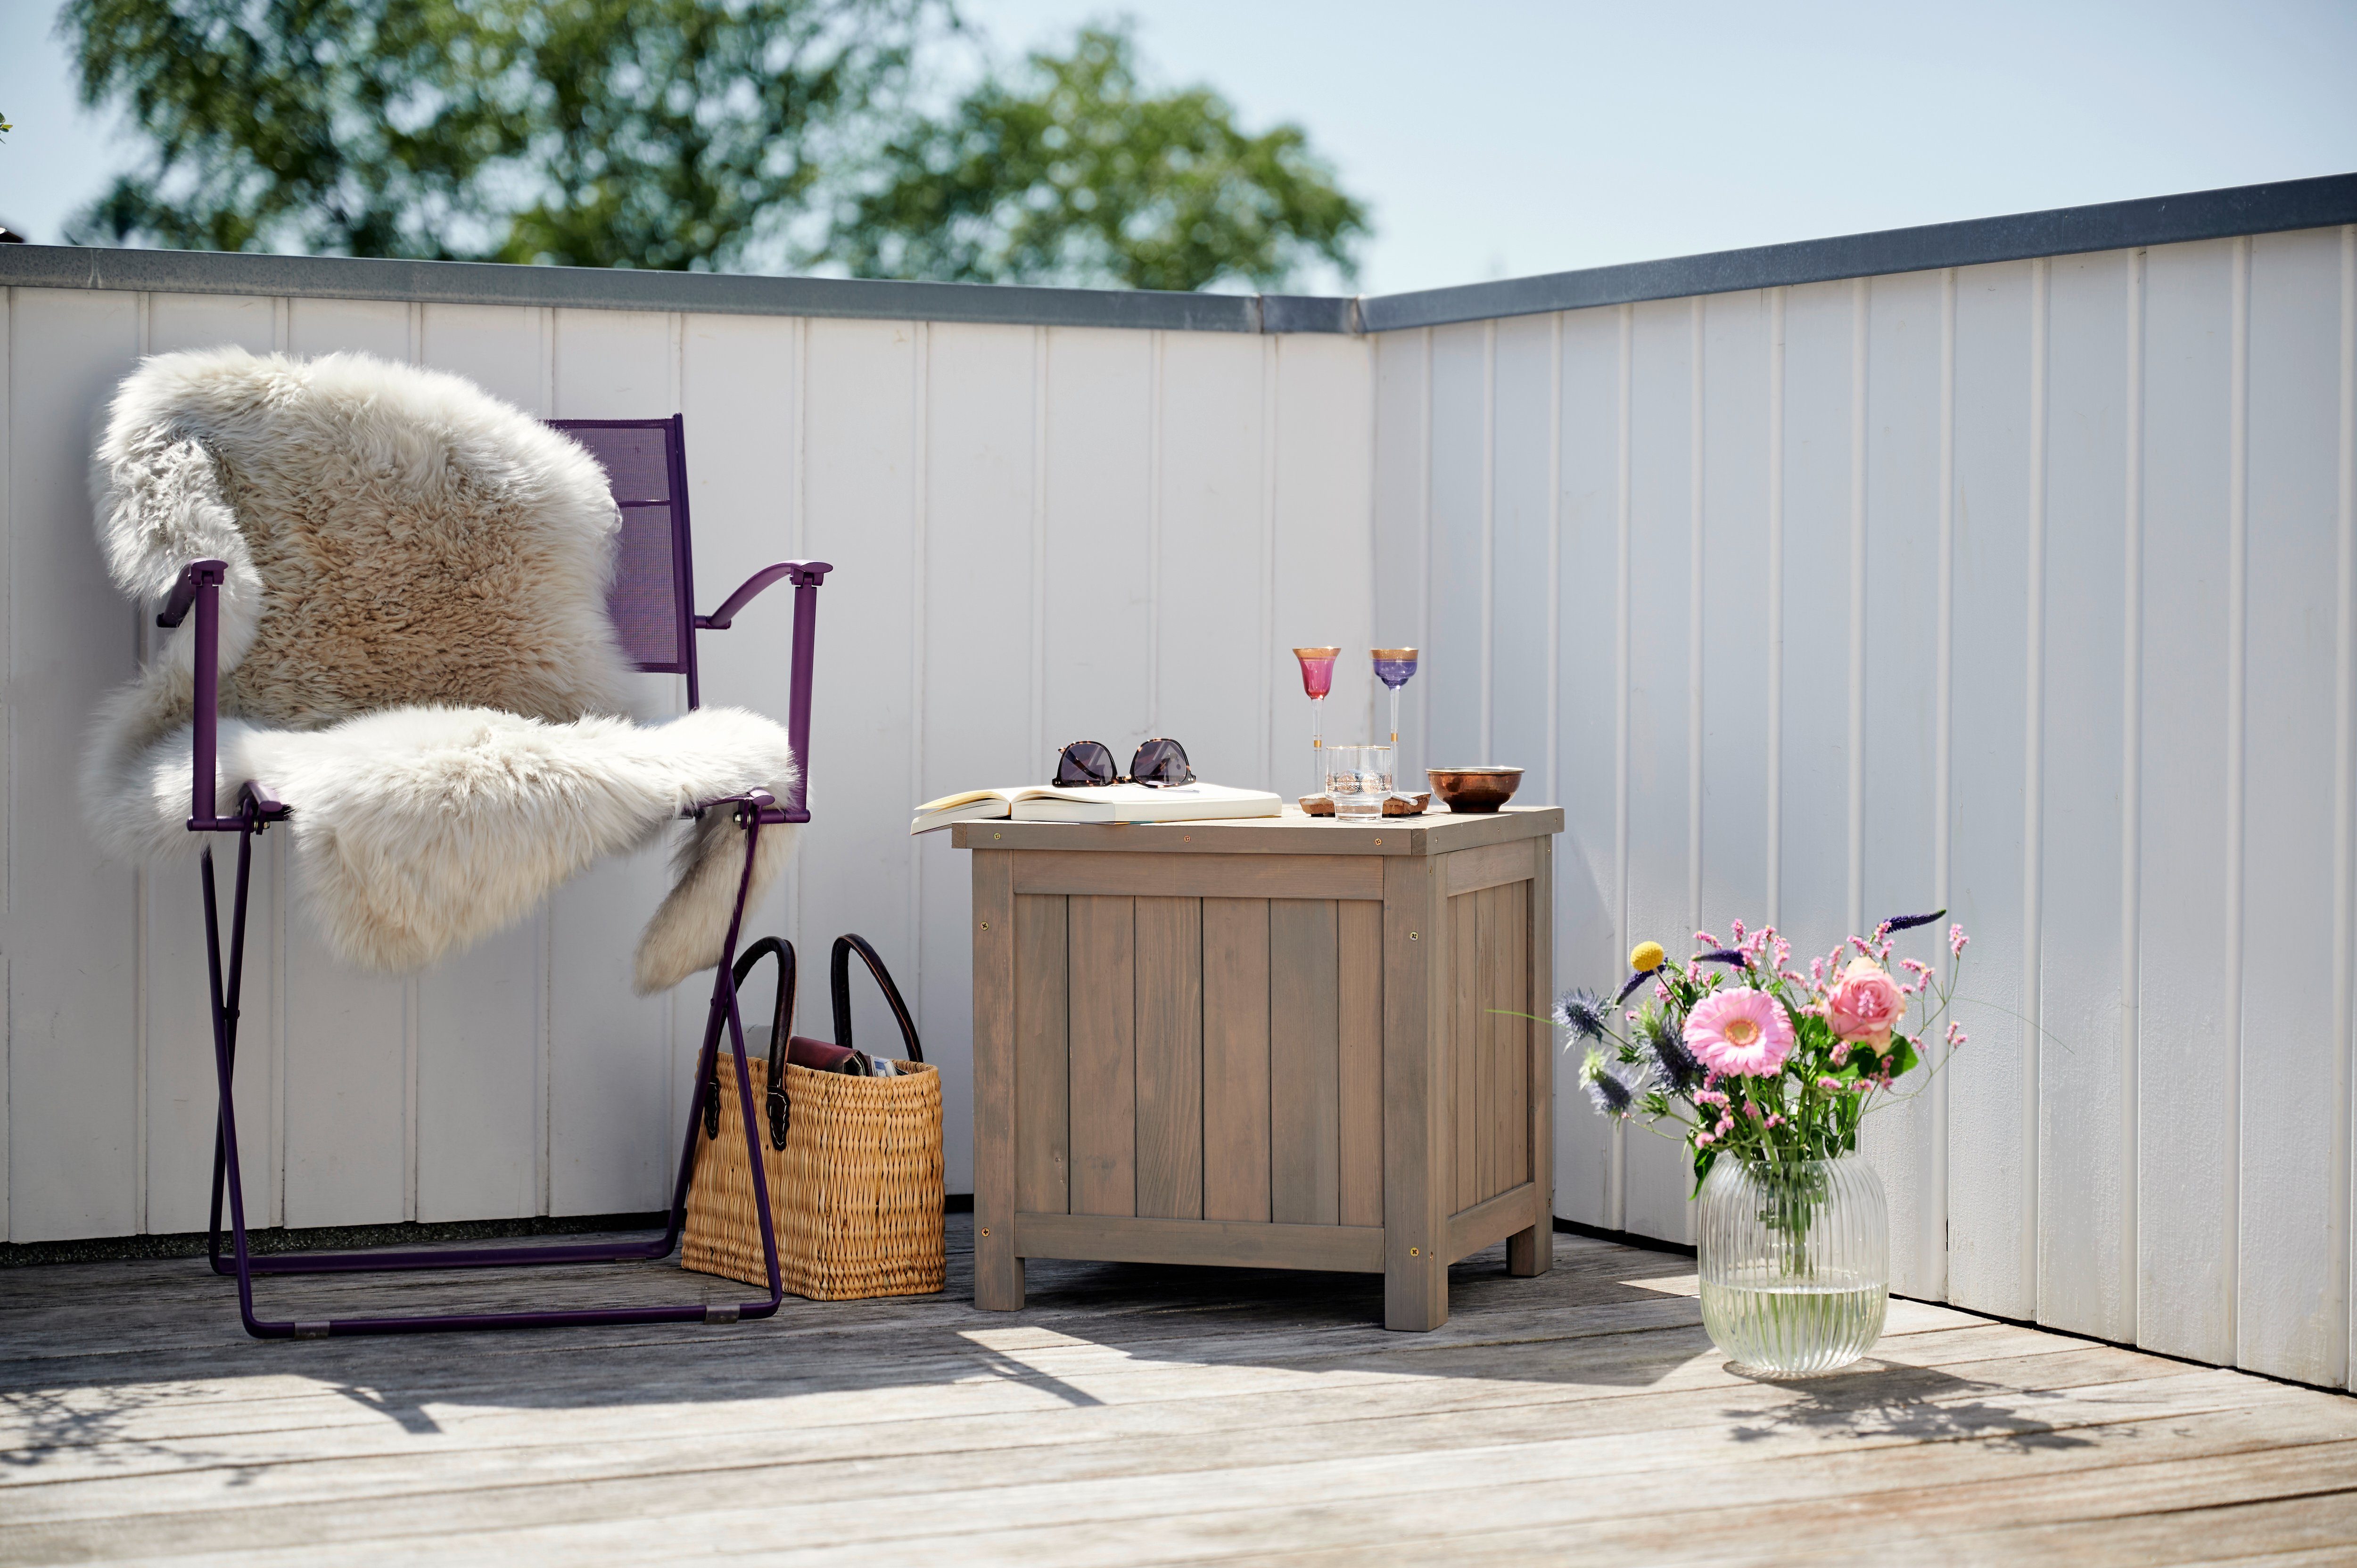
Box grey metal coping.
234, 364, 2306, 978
0, 245, 1272, 332
1361, 171, 2357, 332
4, 171, 2351, 335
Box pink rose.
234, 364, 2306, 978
1683, 988, 1795, 1077
1826, 957, 1905, 1046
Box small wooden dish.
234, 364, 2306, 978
1426, 767, 1523, 813
1299, 792, 1430, 818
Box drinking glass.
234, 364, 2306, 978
1325, 745, 1393, 821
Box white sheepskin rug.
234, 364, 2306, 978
83, 346, 796, 994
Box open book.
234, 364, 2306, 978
911, 781, 1282, 835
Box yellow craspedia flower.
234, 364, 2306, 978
1629, 940, 1666, 973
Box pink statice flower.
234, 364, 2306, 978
1950, 923, 1970, 958
1945, 1021, 1969, 1049
1683, 988, 1796, 1077
1826, 957, 1906, 1047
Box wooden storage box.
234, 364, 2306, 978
958, 805, 1561, 1330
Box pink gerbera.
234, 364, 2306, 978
1683, 989, 1795, 1077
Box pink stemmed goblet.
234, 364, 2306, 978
1293, 647, 1341, 802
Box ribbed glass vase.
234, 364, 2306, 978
1697, 1155, 1888, 1376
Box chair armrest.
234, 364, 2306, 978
158, 559, 228, 629
164, 560, 233, 829
694, 560, 832, 631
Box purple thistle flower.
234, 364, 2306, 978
1646, 1014, 1705, 1093
1581, 1051, 1655, 1118
1553, 987, 1610, 1042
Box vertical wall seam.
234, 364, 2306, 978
1260, 337, 1279, 792
1688, 297, 1705, 932
538, 309, 559, 1215
784, 314, 809, 966
1547, 312, 1564, 819
0, 287, 11, 1239
909, 322, 929, 1034
1545, 314, 1563, 1222
2227, 236, 2250, 1362
404, 975, 420, 1223
1419, 329, 1434, 778
1030, 328, 1049, 782
132, 294, 149, 1235
1935, 267, 1957, 1301
2122, 248, 2147, 1342
2334, 224, 2356, 1389
2025, 255, 2050, 1321
1480, 320, 1497, 764
1147, 331, 1164, 738
1847, 279, 1869, 937
1768, 288, 1786, 928
1612, 303, 1633, 1232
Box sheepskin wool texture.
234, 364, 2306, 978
84, 347, 797, 993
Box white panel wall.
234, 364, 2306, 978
6, 221, 2349, 1392
1376, 223, 2357, 1390
0, 294, 1374, 1251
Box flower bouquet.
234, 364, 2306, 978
1561, 912, 1970, 1374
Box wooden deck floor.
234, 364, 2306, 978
3, 1216, 2354, 1566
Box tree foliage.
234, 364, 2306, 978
836, 27, 1364, 291
61, 1, 1368, 290
63, 0, 946, 265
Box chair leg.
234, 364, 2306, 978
199, 807, 787, 1338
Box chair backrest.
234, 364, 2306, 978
546, 415, 705, 707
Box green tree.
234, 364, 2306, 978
835, 26, 1364, 291
61, 1, 1367, 290
63, 0, 948, 265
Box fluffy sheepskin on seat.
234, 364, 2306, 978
83, 346, 796, 994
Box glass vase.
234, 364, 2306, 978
1696, 1155, 1887, 1376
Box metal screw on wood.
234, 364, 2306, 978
980, 1227, 990, 1236
1409, 931, 1418, 940
979, 922, 989, 930
1409, 1247, 1419, 1256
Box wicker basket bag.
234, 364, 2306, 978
683, 936, 945, 1300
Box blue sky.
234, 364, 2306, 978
5, 0, 2354, 295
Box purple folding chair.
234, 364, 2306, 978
176, 413, 829, 1338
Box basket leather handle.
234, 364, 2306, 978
710, 935, 796, 1149
830, 933, 924, 1065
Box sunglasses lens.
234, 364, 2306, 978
1055, 741, 1118, 787
1131, 739, 1194, 786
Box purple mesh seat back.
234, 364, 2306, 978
545, 416, 701, 705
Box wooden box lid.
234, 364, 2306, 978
950, 803, 1562, 858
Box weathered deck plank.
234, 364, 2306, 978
2, 1219, 2351, 1564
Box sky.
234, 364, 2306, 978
4, 0, 2355, 297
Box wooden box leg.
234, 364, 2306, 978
1385, 1246, 1449, 1331
1382, 854, 1450, 1331
975, 1226, 1024, 1311
1507, 1221, 1553, 1278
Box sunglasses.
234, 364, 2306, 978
1053, 737, 1197, 788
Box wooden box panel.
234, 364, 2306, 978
1446, 873, 1536, 1215
1010, 889, 1382, 1228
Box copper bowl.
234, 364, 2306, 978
1426, 766, 1523, 813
